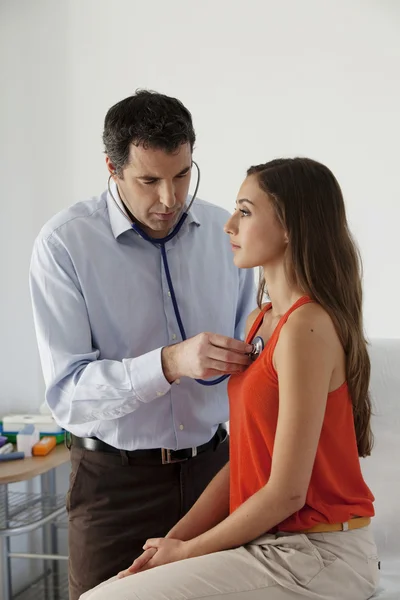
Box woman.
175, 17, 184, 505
81, 158, 379, 600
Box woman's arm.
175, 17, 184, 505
166, 462, 230, 541
165, 307, 262, 542
119, 461, 231, 577
183, 305, 336, 558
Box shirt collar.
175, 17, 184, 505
107, 181, 201, 240
185, 196, 201, 227
107, 180, 132, 239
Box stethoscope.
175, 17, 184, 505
108, 161, 264, 386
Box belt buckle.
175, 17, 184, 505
161, 448, 179, 465
161, 447, 198, 465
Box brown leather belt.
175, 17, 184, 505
300, 517, 371, 534
67, 425, 227, 465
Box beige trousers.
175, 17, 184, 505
80, 527, 379, 600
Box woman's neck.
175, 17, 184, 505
262, 263, 304, 318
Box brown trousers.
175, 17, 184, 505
67, 434, 229, 600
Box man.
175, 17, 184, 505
30, 90, 255, 600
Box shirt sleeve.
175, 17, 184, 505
29, 235, 171, 427
234, 267, 257, 341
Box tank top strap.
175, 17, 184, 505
265, 295, 314, 365
246, 303, 271, 344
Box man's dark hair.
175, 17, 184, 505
103, 89, 196, 175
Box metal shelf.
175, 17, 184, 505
1, 452, 70, 600
54, 513, 68, 529
14, 569, 69, 600
0, 492, 66, 535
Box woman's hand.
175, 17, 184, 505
117, 548, 157, 578
117, 538, 190, 578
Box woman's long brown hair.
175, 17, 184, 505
248, 158, 372, 457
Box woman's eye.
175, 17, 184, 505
232, 206, 250, 216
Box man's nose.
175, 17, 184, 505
160, 183, 176, 209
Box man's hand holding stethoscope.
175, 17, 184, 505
161, 333, 253, 383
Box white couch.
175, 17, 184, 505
363, 339, 400, 599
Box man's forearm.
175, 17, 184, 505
166, 462, 230, 541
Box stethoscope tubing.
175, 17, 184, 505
107, 162, 262, 386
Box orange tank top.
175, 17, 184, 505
228, 295, 374, 531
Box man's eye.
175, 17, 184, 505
143, 180, 157, 185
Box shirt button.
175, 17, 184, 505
175, 379, 181, 385
171, 333, 177, 340
167, 291, 171, 297
179, 424, 184, 431
156, 391, 163, 397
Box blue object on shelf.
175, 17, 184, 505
0, 451, 25, 461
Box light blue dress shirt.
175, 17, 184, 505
30, 182, 256, 450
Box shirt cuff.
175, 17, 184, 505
125, 347, 171, 403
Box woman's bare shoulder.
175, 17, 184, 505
282, 301, 341, 353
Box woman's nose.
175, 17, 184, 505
224, 213, 238, 235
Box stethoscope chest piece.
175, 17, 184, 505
250, 336, 265, 361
